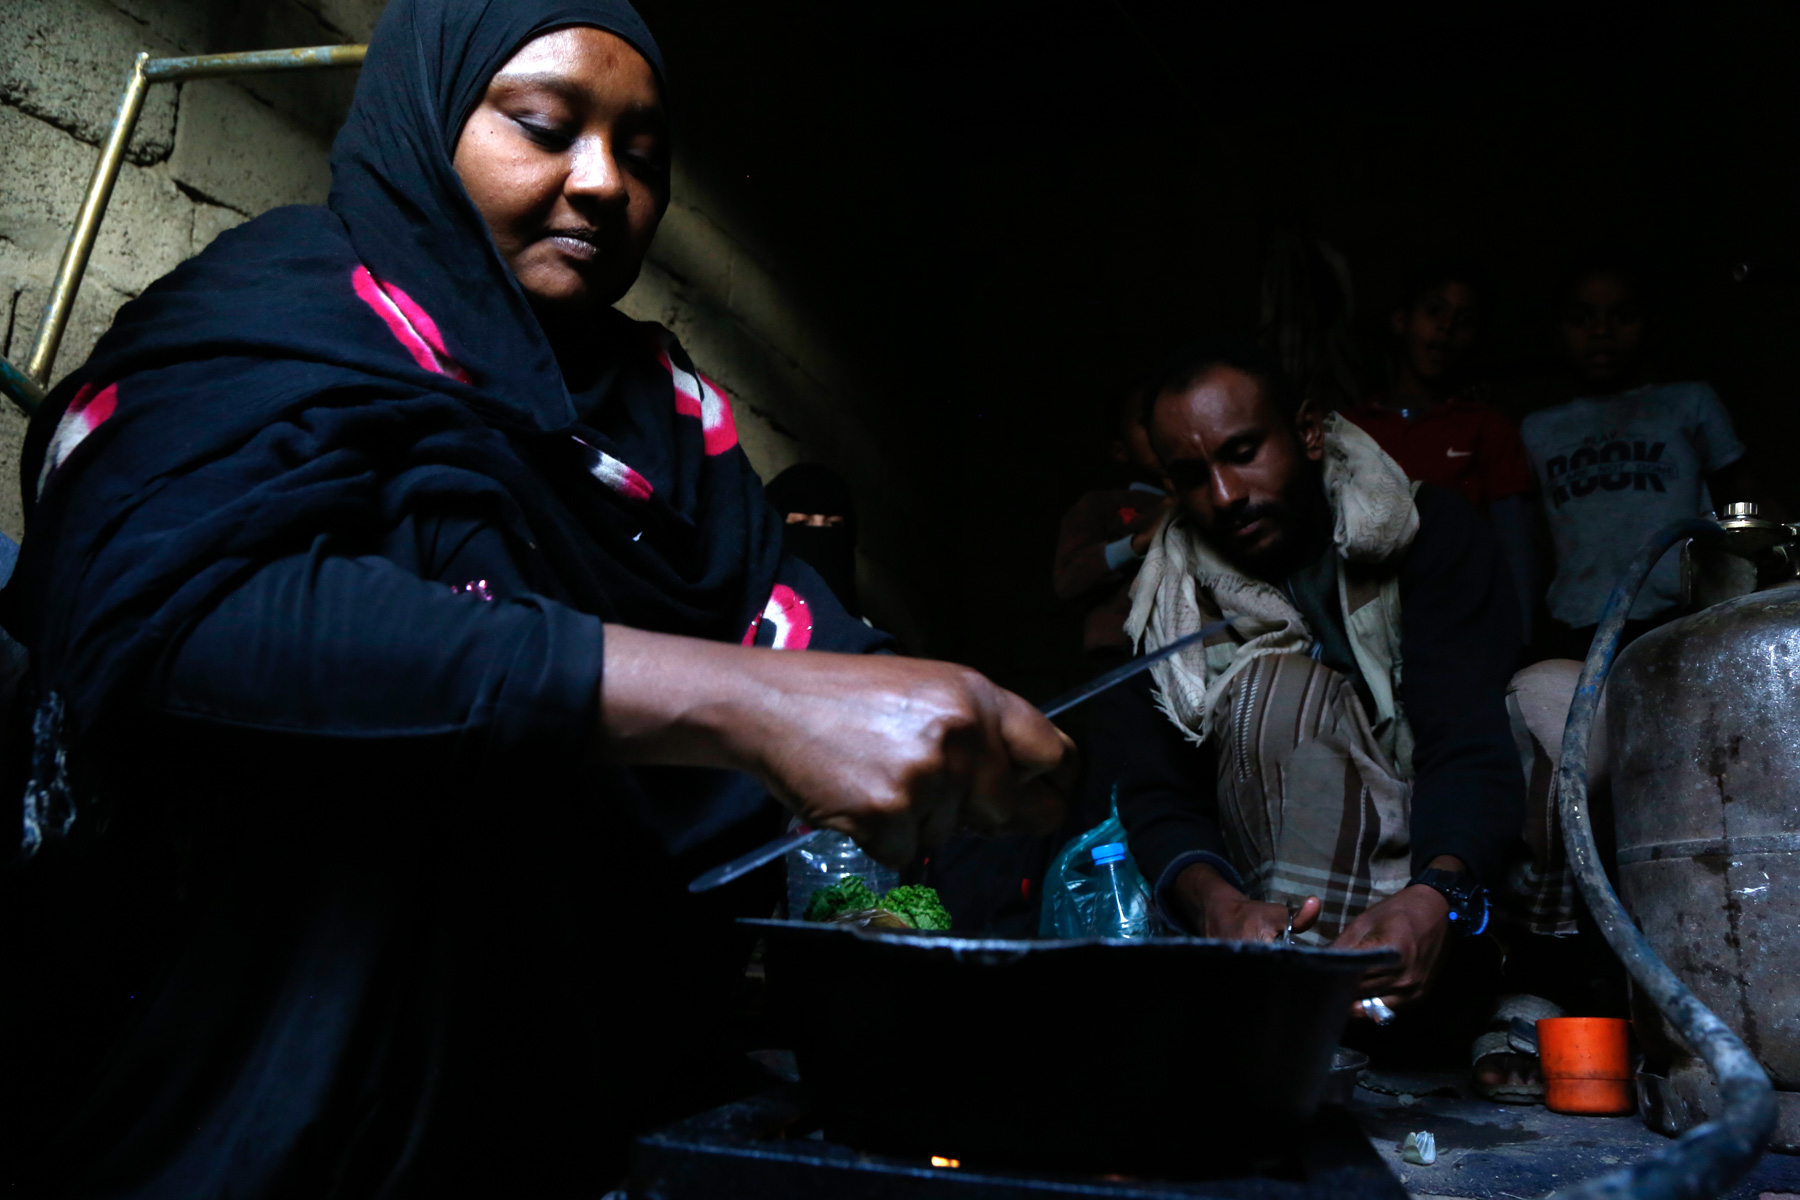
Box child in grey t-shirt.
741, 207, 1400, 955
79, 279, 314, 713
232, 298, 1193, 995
1521, 263, 1752, 638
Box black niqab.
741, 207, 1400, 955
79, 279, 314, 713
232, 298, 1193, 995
765, 463, 863, 616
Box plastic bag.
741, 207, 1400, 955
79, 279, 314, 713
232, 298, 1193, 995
1039, 791, 1153, 938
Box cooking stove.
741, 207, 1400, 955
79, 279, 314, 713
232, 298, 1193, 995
628, 1086, 1406, 1199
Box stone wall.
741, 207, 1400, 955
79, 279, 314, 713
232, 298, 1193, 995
0, 0, 934, 645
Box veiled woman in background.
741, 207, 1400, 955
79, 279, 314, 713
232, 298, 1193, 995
0, 1, 1069, 1193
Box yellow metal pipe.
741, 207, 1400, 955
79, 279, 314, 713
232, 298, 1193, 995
21, 44, 365, 394
26, 52, 151, 387
143, 44, 366, 82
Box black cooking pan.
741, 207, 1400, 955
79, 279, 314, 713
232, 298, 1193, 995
746, 919, 1395, 1175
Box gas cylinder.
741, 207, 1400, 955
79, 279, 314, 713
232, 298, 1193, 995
1608, 582, 1800, 1150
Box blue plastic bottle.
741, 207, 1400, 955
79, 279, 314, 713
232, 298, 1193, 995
1088, 842, 1152, 938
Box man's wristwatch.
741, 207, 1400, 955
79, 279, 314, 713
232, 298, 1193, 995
1410, 868, 1491, 937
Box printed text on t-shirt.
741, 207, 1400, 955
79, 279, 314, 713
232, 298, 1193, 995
1543, 433, 1675, 507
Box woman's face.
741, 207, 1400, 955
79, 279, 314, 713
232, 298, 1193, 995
454, 27, 669, 322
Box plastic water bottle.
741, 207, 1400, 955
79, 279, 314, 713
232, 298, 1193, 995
786, 828, 899, 920
1088, 842, 1151, 938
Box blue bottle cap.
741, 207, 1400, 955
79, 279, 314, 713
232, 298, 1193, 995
1091, 842, 1128, 866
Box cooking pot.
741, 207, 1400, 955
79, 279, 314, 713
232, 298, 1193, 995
747, 919, 1392, 1174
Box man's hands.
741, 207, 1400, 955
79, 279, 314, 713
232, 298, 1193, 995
597, 626, 1075, 866
1336, 885, 1450, 1015
1173, 855, 1462, 1016
1338, 856, 1465, 1017
1171, 862, 1323, 941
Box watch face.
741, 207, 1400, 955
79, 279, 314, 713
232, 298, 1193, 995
1455, 888, 1492, 937
1419, 870, 1490, 936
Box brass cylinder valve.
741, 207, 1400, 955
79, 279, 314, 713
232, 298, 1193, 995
1716, 501, 1798, 561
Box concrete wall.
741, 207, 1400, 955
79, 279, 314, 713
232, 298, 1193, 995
0, 0, 932, 646
0, 0, 358, 542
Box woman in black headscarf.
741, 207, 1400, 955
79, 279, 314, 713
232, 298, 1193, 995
764, 463, 862, 617
0, 2, 1068, 1194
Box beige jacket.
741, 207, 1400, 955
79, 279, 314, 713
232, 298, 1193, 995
1125, 413, 1422, 776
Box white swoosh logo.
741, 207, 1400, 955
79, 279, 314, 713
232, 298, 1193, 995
1446, 449, 1474, 458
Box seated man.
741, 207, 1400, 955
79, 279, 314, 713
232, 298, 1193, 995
1114, 338, 1579, 1094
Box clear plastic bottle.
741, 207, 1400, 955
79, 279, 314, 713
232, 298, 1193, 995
1088, 842, 1152, 938
785, 827, 900, 920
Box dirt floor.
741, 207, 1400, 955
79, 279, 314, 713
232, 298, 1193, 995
1351, 1070, 1800, 1200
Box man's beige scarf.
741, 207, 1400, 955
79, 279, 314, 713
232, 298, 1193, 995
1125, 413, 1419, 744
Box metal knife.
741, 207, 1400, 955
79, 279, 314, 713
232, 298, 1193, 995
685, 619, 1231, 894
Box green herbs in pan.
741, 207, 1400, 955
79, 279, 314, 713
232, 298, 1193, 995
880, 885, 952, 931
803, 875, 881, 923
802, 876, 951, 931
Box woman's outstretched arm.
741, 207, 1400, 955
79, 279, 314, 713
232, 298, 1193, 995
143, 533, 1072, 865
598, 625, 1073, 866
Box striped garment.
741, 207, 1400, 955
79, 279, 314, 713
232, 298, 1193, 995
1208, 652, 1580, 941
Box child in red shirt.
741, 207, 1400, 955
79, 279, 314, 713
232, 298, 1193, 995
1345, 263, 1537, 642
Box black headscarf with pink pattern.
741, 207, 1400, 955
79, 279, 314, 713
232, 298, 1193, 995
329, 0, 662, 430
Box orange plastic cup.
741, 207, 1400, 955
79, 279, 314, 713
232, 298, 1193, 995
1537, 1017, 1635, 1115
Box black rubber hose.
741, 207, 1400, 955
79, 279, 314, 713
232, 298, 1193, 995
1549, 517, 1776, 1200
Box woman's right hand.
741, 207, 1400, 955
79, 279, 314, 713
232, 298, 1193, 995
597, 626, 1074, 865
